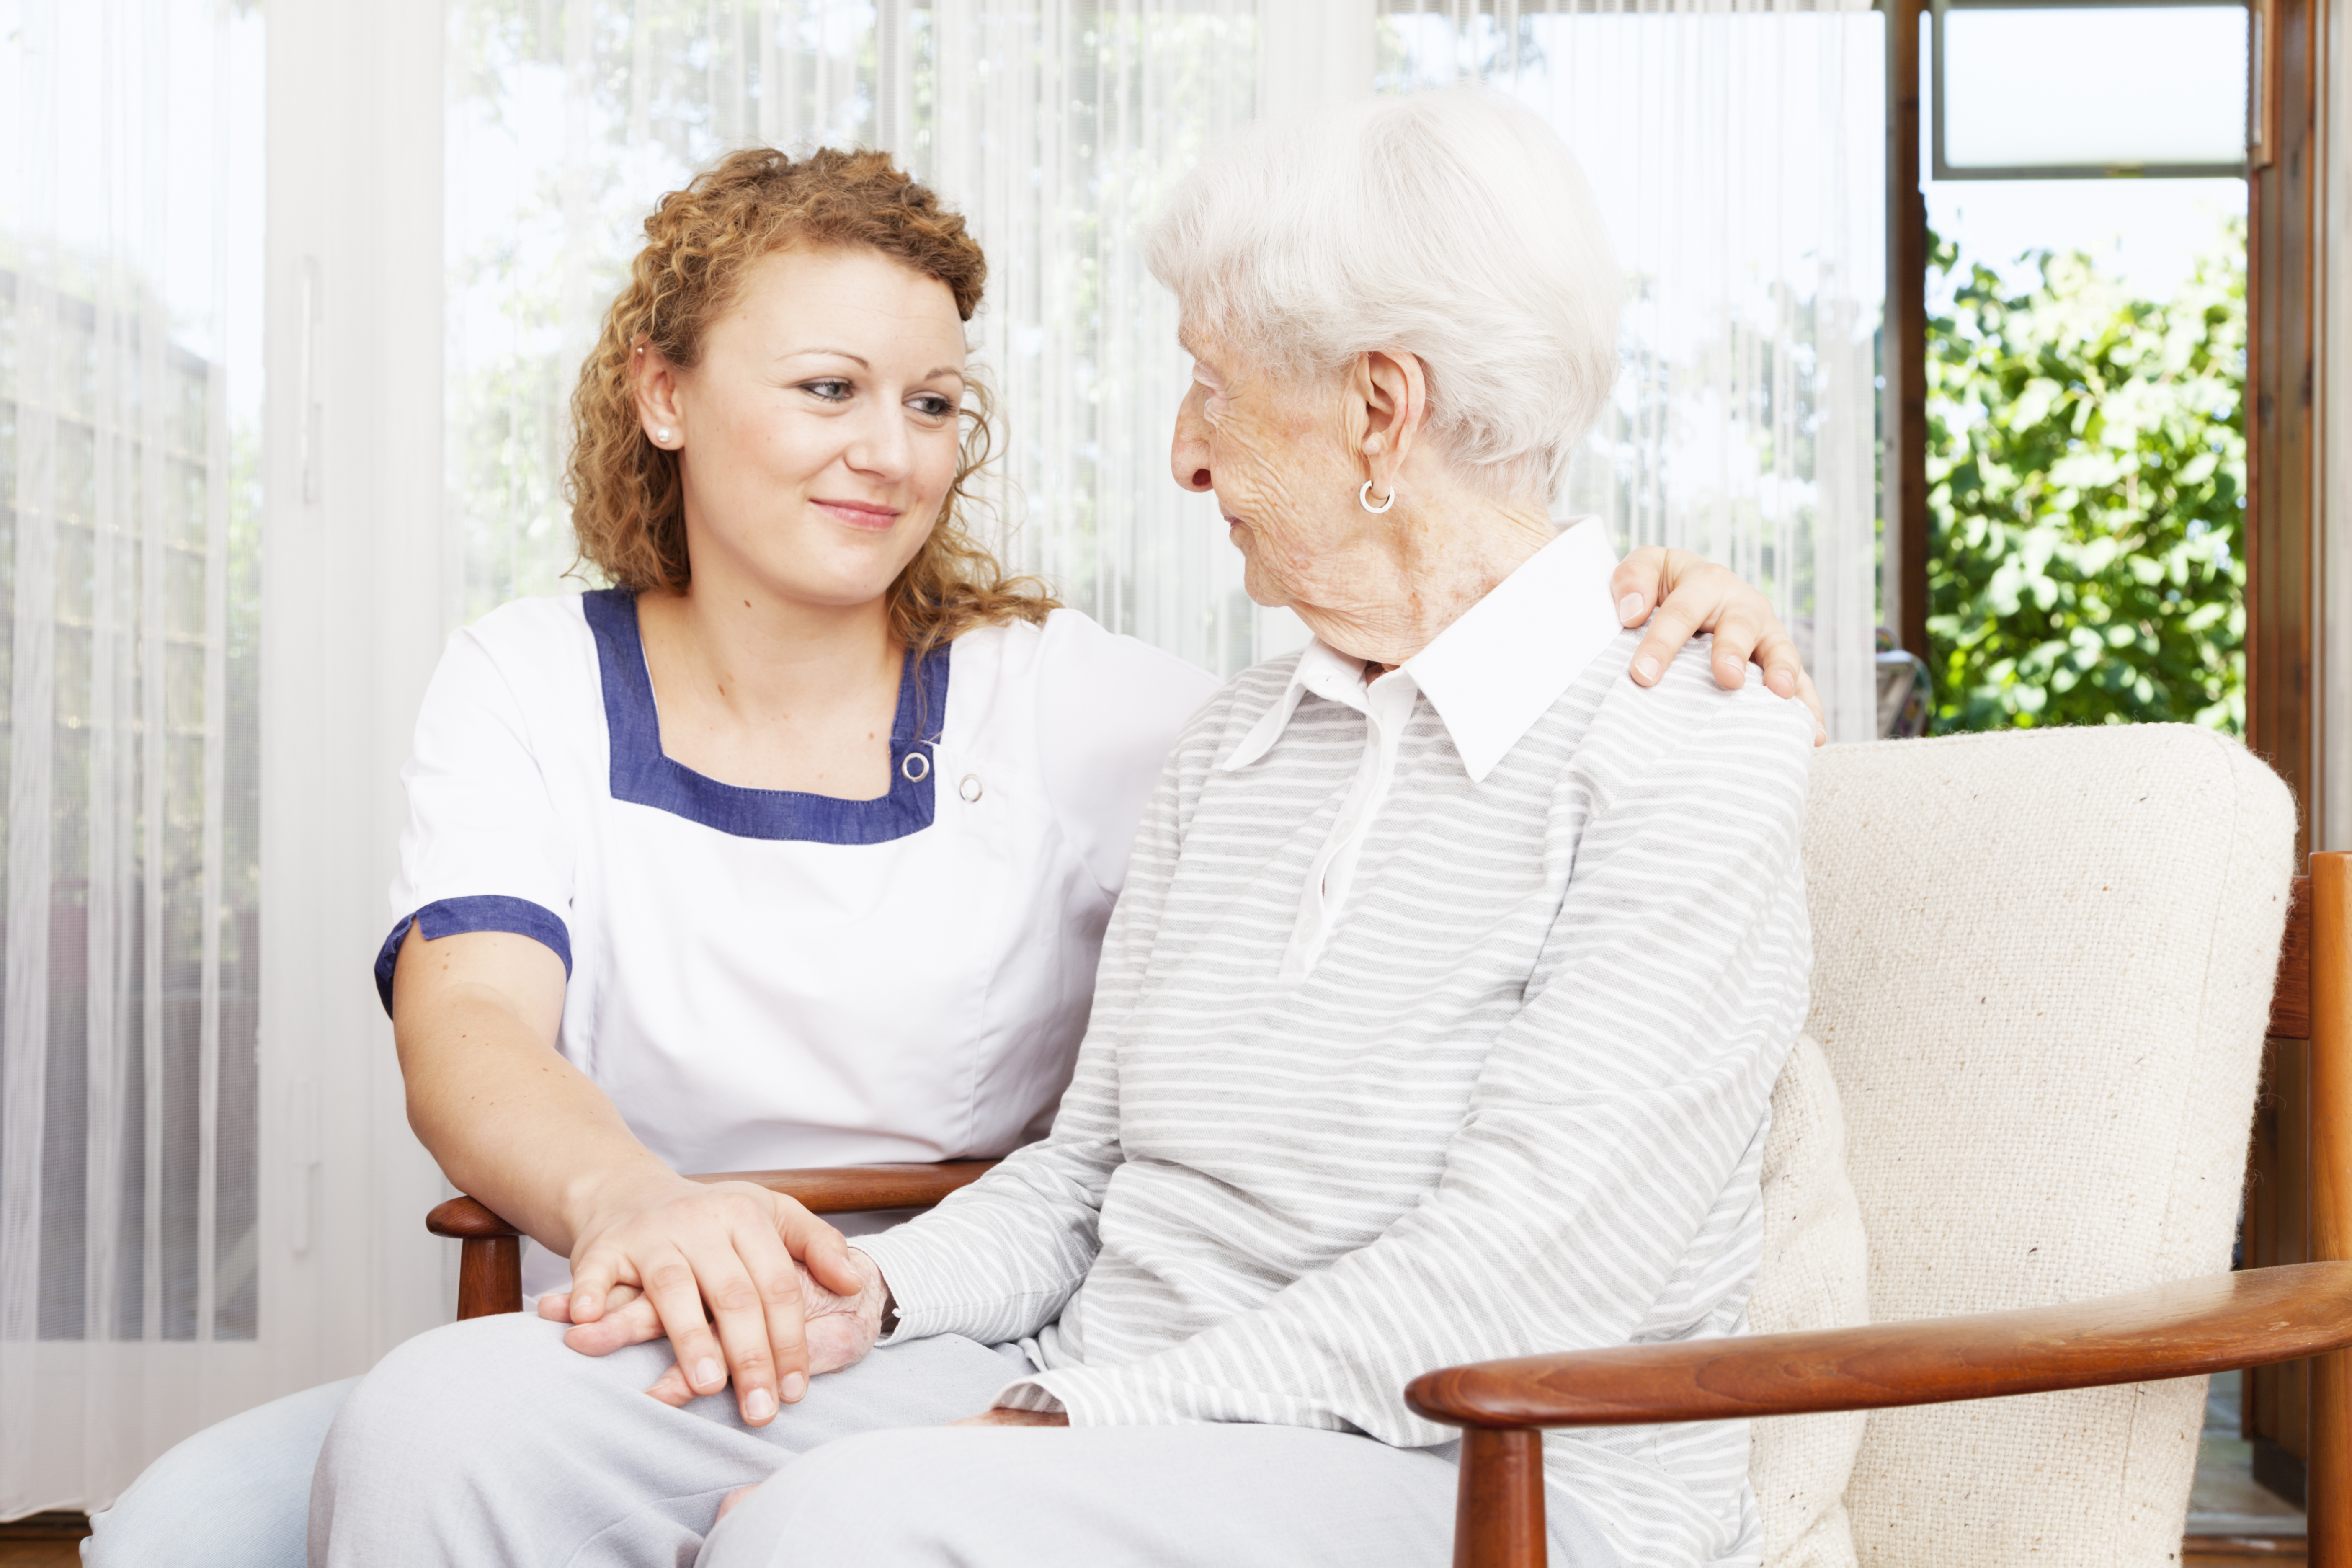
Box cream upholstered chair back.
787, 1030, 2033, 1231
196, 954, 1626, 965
1789, 725, 2297, 1567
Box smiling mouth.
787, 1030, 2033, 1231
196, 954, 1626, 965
812, 499, 901, 531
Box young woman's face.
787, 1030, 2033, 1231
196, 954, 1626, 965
648, 246, 968, 611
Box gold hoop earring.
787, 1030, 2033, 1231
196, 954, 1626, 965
1359, 479, 1396, 515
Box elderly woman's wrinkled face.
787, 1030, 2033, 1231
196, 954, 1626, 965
1170, 333, 1377, 616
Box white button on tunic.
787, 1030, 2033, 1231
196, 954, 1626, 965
379, 593, 1217, 1291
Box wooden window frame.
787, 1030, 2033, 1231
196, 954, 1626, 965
1886, 0, 2325, 1509
1883, 0, 2314, 865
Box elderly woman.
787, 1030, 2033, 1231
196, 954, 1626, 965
309, 91, 1810, 1568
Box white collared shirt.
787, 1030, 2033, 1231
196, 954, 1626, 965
1219, 517, 1627, 977
856, 511, 1818, 1568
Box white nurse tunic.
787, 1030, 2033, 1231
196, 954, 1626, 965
376, 590, 1217, 1291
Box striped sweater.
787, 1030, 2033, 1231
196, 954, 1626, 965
855, 527, 1815, 1568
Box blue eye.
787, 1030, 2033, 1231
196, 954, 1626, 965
910, 395, 955, 418
801, 379, 853, 402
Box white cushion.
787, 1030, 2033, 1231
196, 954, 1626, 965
1799, 727, 2294, 1568
1749, 1033, 1869, 1568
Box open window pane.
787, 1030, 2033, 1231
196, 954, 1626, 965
1938, 5, 2246, 174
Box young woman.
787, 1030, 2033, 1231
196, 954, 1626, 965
82, 145, 1816, 1568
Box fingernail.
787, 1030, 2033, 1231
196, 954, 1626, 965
1632, 655, 1659, 683
1617, 592, 1644, 625
695, 1358, 723, 1390
1816, 725, 1828, 745
743, 1388, 777, 1423
780, 1372, 807, 1403
1767, 671, 1795, 696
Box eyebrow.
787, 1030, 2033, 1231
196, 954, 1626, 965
787, 348, 965, 382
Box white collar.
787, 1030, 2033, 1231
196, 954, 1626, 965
1220, 518, 1623, 784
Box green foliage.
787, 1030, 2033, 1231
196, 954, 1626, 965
1925, 227, 2246, 733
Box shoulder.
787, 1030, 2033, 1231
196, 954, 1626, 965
953, 609, 1220, 750
953, 611, 1222, 895
965, 608, 1218, 694
1570, 632, 1815, 805
418, 593, 601, 733
438, 593, 598, 686
453, 592, 596, 665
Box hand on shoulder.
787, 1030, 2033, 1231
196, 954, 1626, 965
1611, 545, 1826, 746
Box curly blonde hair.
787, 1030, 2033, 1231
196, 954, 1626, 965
567, 146, 1056, 659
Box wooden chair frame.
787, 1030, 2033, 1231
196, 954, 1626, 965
426, 1160, 1001, 1318
429, 854, 2352, 1568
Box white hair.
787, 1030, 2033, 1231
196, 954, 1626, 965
1148, 89, 1622, 505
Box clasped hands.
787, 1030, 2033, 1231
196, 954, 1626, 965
535, 1171, 1063, 1432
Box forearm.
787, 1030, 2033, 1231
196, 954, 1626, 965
396, 972, 669, 1257
1005, 1078, 1777, 1441
851, 1137, 1110, 1345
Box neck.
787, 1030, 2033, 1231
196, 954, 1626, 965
1291, 477, 1555, 668
640, 571, 900, 727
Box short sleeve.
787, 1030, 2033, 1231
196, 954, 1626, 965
1032, 610, 1221, 896
375, 622, 577, 1016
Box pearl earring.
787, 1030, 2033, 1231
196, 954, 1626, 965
655, 427, 673, 445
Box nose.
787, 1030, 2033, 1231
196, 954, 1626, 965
1170, 383, 1213, 494
845, 400, 916, 482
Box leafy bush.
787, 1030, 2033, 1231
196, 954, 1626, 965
1925, 227, 2246, 733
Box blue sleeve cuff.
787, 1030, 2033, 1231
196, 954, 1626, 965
373, 895, 573, 1018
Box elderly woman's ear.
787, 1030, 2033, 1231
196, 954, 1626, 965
1349, 350, 1426, 505
1612, 547, 1827, 745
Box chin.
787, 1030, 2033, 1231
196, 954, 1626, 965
1238, 561, 1289, 613
752, 547, 920, 611
806, 578, 906, 611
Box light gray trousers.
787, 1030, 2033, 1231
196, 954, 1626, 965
309, 1313, 1621, 1568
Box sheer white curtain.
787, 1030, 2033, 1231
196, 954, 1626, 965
446, 0, 1267, 673
1381, 0, 1885, 742
0, 0, 1884, 1520
0, 0, 267, 1516
445, 0, 1880, 718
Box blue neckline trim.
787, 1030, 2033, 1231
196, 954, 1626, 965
374, 895, 572, 1018
580, 587, 948, 844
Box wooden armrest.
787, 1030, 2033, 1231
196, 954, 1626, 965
427, 1195, 523, 1239
689, 1160, 999, 1214
1406, 1260, 2352, 1430
427, 1161, 1001, 1320
426, 1161, 999, 1241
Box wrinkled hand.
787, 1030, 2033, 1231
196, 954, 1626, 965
1610, 546, 1827, 746
539, 1172, 863, 1426
610, 1248, 887, 1412
949, 1406, 1069, 1428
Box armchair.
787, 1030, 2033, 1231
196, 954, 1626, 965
424, 726, 2341, 1567
1410, 728, 2350, 1566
